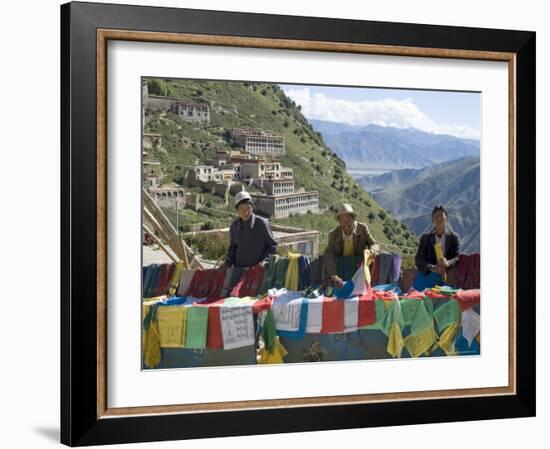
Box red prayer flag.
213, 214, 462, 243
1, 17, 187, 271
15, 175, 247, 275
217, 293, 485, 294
465, 254, 480, 289
186, 270, 204, 297
357, 295, 376, 327
206, 269, 226, 301
457, 254, 472, 289
455, 289, 481, 311
206, 305, 223, 349
252, 295, 273, 314
399, 289, 425, 300
373, 290, 397, 300
321, 296, 344, 333
231, 264, 265, 297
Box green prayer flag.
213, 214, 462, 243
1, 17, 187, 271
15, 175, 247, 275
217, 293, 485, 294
410, 300, 433, 336
379, 299, 404, 337
400, 299, 421, 326
379, 304, 393, 337
423, 296, 434, 319
184, 306, 209, 349
433, 299, 461, 333
393, 299, 405, 329
262, 310, 277, 352
273, 257, 289, 289
435, 286, 460, 296
359, 323, 380, 330
258, 255, 278, 295
374, 300, 386, 323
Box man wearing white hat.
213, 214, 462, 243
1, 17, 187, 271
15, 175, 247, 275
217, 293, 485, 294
324, 203, 380, 288
223, 190, 278, 269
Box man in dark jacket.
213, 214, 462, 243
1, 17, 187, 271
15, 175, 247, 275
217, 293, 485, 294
413, 204, 460, 290
224, 190, 278, 268
221, 191, 278, 297
324, 203, 380, 287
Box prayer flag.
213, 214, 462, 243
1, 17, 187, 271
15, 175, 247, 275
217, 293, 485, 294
434, 299, 461, 333
220, 305, 255, 350
184, 306, 208, 349
461, 308, 481, 347
157, 306, 187, 348
321, 296, 345, 333
438, 322, 459, 356
387, 321, 404, 358
405, 325, 436, 358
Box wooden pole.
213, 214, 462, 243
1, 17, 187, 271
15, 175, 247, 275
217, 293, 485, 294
143, 224, 179, 263
179, 233, 190, 268
143, 207, 181, 258
143, 188, 204, 269
143, 190, 186, 259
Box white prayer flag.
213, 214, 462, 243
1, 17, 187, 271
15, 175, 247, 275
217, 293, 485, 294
306, 296, 324, 333
461, 308, 480, 347
220, 305, 255, 350
343, 296, 359, 333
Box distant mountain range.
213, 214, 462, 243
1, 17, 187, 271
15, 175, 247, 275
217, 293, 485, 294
310, 119, 480, 170
358, 156, 480, 253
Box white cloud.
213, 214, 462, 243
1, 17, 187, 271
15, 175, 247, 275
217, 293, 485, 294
284, 87, 480, 140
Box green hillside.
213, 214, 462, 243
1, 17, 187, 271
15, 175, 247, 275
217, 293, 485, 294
143, 78, 419, 256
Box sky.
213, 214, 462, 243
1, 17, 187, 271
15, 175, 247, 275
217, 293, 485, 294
280, 84, 481, 140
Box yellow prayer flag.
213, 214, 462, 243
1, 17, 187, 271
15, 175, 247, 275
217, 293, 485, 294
284, 252, 300, 291
259, 337, 288, 364
142, 304, 150, 323
143, 319, 161, 369
433, 243, 446, 281
157, 306, 187, 348
387, 321, 404, 358
438, 322, 459, 356
142, 298, 163, 324
405, 326, 436, 358
434, 243, 444, 260
168, 262, 184, 296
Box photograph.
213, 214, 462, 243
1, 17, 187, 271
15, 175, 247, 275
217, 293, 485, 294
56, 1, 536, 445
141, 78, 482, 369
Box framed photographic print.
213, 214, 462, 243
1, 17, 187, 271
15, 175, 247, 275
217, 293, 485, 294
61, 1, 536, 446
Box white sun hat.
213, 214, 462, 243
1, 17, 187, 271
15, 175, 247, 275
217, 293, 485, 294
234, 190, 252, 207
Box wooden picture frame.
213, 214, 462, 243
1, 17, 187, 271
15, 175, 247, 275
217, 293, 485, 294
61, 1, 535, 446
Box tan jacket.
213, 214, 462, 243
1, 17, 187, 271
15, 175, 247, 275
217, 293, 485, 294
323, 221, 378, 277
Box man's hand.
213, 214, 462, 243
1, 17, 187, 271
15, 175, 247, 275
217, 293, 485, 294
437, 257, 450, 270
330, 275, 344, 288
370, 244, 380, 257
